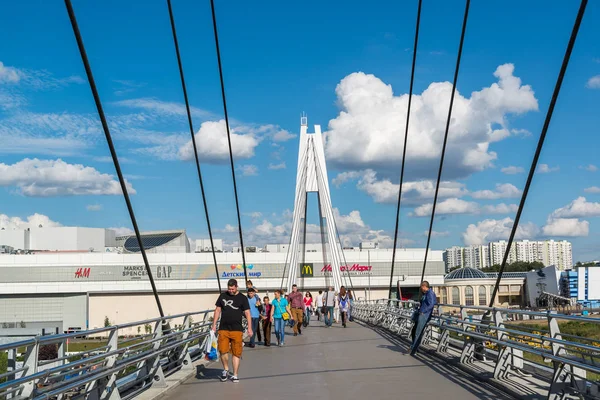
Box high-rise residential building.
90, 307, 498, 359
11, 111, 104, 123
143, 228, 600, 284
444, 240, 573, 271
443, 246, 464, 271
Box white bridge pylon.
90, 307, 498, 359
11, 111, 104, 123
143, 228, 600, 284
285, 116, 345, 292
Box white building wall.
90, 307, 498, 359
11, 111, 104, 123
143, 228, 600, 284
196, 239, 223, 252
0, 229, 29, 250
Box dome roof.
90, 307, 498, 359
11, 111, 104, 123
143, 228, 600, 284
445, 267, 487, 280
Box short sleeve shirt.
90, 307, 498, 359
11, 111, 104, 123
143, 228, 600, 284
248, 295, 260, 318
272, 298, 289, 319
215, 292, 250, 331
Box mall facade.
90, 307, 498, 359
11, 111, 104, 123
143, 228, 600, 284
0, 249, 445, 335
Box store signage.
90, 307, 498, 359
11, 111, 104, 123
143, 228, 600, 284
321, 264, 372, 273
222, 264, 261, 278
301, 263, 314, 277
74, 267, 91, 278
122, 265, 174, 279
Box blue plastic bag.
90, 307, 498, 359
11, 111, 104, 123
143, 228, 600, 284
205, 331, 218, 361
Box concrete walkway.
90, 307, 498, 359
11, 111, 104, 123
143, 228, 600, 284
165, 319, 515, 400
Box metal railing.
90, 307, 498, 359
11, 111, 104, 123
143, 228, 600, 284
0, 310, 214, 400
353, 299, 600, 399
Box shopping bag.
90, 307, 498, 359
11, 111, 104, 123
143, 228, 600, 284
204, 331, 218, 361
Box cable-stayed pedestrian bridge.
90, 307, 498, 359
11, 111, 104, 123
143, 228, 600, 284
2, 301, 599, 399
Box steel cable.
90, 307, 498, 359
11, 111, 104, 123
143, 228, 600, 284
64, 0, 164, 317
388, 0, 423, 300
488, 0, 588, 307
167, 0, 222, 292
420, 0, 470, 284
209, 0, 249, 285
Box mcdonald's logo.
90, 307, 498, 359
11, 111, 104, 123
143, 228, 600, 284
300, 263, 314, 277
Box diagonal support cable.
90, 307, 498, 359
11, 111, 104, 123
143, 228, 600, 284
167, 0, 221, 292
420, 0, 470, 284
64, 0, 164, 317
209, 0, 249, 285
388, 0, 423, 300
488, 0, 588, 307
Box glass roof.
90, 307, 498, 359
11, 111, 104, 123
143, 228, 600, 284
445, 267, 487, 280
124, 232, 182, 252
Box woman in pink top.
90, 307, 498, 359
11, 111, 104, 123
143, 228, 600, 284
303, 292, 313, 326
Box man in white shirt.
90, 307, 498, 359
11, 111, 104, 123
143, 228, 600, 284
316, 290, 324, 321
323, 286, 336, 327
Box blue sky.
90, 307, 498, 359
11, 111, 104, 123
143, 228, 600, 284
0, 0, 599, 261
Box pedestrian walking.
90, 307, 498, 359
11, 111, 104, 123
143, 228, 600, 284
270, 290, 292, 346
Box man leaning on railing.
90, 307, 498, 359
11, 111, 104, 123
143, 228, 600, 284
406, 281, 437, 356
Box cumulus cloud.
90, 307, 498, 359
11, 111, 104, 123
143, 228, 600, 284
538, 164, 559, 173
586, 75, 600, 89
0, 158, 135, 197
549, 197, 600, 218
324, 63, 538, 179
0, 213, 62, 230
268, 162, 286, 170
346, 169, 468, 204
579, 164, 598, 172
0, 61, 22, 84
412, 198, 517, 217
238, 164, 258, 176
471, 183, 521, 200
462, 217, 539, 245
412, 198, 479, 217
584, 186, 600, 194
178, 120, 259, 163
542, 218, 589, 237
501, 166, 524, 174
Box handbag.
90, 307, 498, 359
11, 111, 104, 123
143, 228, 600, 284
275, 299, 290, 320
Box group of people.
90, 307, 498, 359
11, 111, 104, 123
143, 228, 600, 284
210, 278, 436, 382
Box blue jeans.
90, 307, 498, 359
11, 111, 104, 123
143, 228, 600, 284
304, 308, 311, 324
273, 318, 286, 344
410, 313, 430, 355
324, 306, 334, 326
250, 317, 260, 345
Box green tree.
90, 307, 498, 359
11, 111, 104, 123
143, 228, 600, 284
104, 316, 111, 327
137, 326, 141, 335
144, 324, 152, 334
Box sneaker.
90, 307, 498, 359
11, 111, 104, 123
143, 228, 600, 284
231, 375, 239, 383
220, 370, 228, 382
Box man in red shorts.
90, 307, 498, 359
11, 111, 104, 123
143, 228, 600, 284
211, 278, 252, 383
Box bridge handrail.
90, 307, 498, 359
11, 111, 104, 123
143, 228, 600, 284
353, 299, 600, 399
0, 310, 214, 399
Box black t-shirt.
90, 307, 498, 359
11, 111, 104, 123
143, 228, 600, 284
215, 292, 250, 332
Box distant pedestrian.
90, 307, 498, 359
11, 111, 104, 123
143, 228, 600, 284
316, 290, 324, 321
323, 286, 336, 327
212, 279, 252, 383
288, 284, 304, 335
347, 289, 354, 321
408, 281, 437, 356
271, 290, 292, 346
246, 288, 261, 348
339, 286, 349, 328
247, 280, 262, 343
303, 291, 313, 326
260, 296, 272, 346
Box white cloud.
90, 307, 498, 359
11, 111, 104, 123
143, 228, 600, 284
481, 203, 518, 214
411, 199, 517, 217
501, 166, 524, 174
324, 63, 538, 179
113, 98, 215, 120
0, 61, 22, 84
586, 75, 600, 89
0, 213, 62, 230
538, 163, 559, 173
178, 120, 259, 163
223, 224, 237, 233
424, 230, 450, 238
471, 183, 521, 200
584, 186, 600, 194
511, 128, 531, 136
272, 130, 296, 142
550, 197, 600, 218
268, 162, 286, 170
0, 158, 135, 197
412, 198, 479, 217
238, 164, 258, 176
109, 227, 134, 236
86, 204, 103, 211
350, 169, 468, 204
332, 171, 363, 187
462, 217, 539, 245
580, 164, 598, 172
542, 218, 589, 237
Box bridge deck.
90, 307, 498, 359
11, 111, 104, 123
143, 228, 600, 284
167, 319, 514, 400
